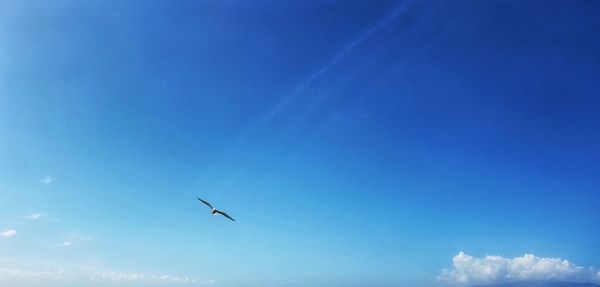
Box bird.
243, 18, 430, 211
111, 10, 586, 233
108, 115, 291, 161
196, 198, 236, 221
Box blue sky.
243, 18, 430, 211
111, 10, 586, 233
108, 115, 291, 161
1, 1, 599, 286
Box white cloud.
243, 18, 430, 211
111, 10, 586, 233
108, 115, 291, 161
41, 176, 53, 184
26, 213, 46, 220
1, 230, 16, 238
439, 251, 600, 285
0, 266, 210, 285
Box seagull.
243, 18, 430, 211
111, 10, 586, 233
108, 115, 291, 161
197, 198, 235, 221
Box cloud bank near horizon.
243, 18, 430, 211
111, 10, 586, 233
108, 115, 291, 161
0, 266, 211, 286
439, 252, 600, 285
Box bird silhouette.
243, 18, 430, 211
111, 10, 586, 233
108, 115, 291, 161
197, 198, 235, 221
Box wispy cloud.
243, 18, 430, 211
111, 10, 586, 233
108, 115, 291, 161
68, 233, 92, 242
41, 176, 53, 184
26, 213, 46, 220
56, 233, 92, 247
90, 271, 204, 284
439, 251, 600, 285
0, 266, 211, 285
213, 2, 412, 169
1, 230, 17, 238
264, 1, 410, 119
0, 267, 65, 280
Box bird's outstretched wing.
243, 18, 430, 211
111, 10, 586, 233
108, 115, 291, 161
197, 198, 214, 209
215, 210, 235, 221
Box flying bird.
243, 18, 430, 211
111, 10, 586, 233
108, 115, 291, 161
197, 198, 236, 221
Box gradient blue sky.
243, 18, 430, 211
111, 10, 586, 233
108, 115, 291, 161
1, 1, 599, 286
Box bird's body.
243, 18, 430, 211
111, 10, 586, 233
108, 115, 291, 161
197, 198, 235, 221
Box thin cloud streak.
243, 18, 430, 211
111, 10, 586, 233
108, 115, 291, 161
26, 213, 45, 220
209, 1, 413, 172
264, 1, 410, 119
